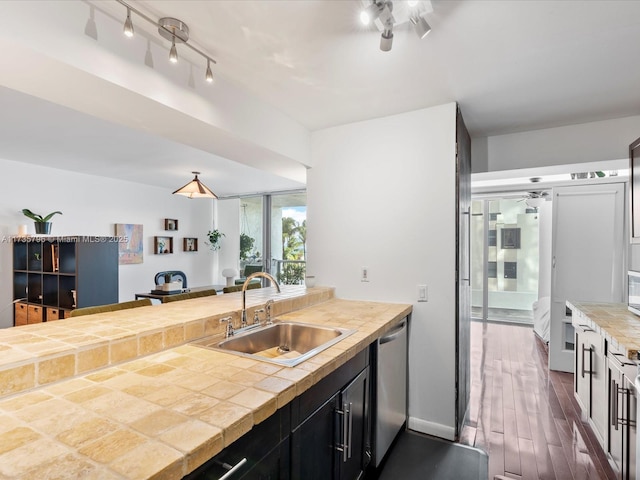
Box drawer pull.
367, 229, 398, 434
218, 458, 247, 480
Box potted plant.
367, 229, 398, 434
206, 229, 225, 251
22, 209, 63, 234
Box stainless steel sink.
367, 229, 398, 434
191, 321, 355, 367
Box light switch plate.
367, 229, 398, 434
418, 285, 428, 302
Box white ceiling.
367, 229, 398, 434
3, 0, 640, 194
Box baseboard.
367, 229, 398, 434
407, 416, 456, 441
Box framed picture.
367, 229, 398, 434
183, 237, 198, 252
501, 228, 521, 249
154, 236, 174, 254
164, 218, 179, 231
115, 223, 143, 264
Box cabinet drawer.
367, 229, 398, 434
27, 305, 43, 324
14, 302, 28, 326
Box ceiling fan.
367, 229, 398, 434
521, 191, 550, 208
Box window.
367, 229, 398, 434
237, 191, 307, 285
504, 262, 517, 279
501, 228, 521, 249
488, 261, 497, 278
488, 230, 497, 247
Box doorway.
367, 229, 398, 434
471, 196, 543, 324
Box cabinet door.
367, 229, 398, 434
589, 333, 607, 444
239, 438, 290, 480
609, 359, 624, 478
339, 368, 369, 480
291, 392, 339, 480
574, 326, 592, 414
622, 374, 637, 480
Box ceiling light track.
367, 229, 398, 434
114, 0, 217, 84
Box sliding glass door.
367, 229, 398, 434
471, 197, 540, 324
237, 191, 306, 284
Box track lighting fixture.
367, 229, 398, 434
360, 0, 433, 52
114, 0, 217, 84
123, 7, 134, 37
172, 172, 218, 199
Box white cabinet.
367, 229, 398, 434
573, 321, 607, 444
607, 347, 638, 480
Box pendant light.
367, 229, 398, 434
172, 172, 218, 199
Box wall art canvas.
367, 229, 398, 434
115, 223, 143, 264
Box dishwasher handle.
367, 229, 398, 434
379, 320, 407, 345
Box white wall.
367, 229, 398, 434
472, 115, 640, 173
308, 103, 459, 439
216, 198, 241, 285
0, 158, 214, 328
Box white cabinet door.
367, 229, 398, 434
549, 183, 625, 372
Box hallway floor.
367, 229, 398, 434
459, 321, 616, 480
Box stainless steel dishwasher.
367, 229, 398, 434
374, 318, 408, 467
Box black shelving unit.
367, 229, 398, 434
13, 236, 119, 325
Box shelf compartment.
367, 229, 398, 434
27, 241, 42, 271
13, 242, 27, 271
58, 276, 76, 309
27, 273, 42, 304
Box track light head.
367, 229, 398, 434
360, 2, 382, 25
205, 60, 214, 83
169, 37, 178, 63
410, 14, 431, 39
123, 8, 134, 37
380, 28, 394, 51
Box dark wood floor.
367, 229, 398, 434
459, 321, 617, 480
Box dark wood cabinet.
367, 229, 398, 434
290, 351, 370, 480
184, 406, 290, 480
185, 348, 371, 480
12, 237, 118, 325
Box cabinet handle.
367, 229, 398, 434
218, 458, 247, 480
581, 344, 592, 378
611, 379, 618, 430
610, 352, 636, 367
335, 406, 348, 462
577, 324, 594, 332
347, 401, 353, 460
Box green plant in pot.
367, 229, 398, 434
22, 209, 63, 235
206, 229, 225, 251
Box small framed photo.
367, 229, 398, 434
164, 219, 179, 231
183, 237, 198, 252
154, 236, 174, 254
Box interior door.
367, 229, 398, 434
549, 183, 625, 372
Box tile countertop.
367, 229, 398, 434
0, 290, 411, 480
567, 301, 640, 360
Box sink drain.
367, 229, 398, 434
277, 345, 290, 354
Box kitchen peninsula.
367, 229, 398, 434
0, 286, 411, 479
567, 301, 640, 480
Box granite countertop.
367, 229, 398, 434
567, 301, 640, 360
0, 288, 411, 479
